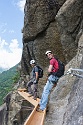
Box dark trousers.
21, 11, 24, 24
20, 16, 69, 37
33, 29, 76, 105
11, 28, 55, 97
27, 80, 38, 98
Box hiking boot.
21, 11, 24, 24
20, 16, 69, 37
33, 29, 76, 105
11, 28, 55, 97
33, 95, 37, 100
37, 104, 40, 109
33, 97, 37, 100
33, 92, 37, 100
28, 94, 33, 97
46, 107, 49, 112
46, 105, 49, 112
36, 108, 43, 113
28, 92, 32, 94
28, 92, 33, 97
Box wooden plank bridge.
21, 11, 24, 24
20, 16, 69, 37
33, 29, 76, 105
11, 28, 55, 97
18, 88, 46, 125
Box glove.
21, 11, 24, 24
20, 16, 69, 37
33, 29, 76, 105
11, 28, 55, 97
33, 80, 37, 84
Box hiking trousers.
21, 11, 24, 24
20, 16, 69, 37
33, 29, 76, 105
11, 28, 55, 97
27, 79, 38, 98
39, 75, 59, 110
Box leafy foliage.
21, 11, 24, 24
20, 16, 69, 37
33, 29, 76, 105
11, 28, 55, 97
0, 64, 20, 105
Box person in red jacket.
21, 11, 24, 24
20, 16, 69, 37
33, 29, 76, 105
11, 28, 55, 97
37, 50, 59, 112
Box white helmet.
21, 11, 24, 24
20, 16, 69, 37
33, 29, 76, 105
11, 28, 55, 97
45, 50, 52, 55
30, 59, 35, 64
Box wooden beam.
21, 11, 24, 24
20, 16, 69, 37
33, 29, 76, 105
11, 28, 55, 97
18, 91, 39, 106
24, 105, 46, 125
24, 105, 38, 125
18, 89, 46, 125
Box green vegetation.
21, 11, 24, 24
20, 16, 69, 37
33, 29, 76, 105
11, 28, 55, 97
0, 67, 6, 73
0, 64, 20, 105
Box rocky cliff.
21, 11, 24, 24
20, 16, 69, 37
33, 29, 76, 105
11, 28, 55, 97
0, 0, 83, 125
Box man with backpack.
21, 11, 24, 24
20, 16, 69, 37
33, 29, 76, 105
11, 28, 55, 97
27, 59, 41, 100
37, 50, 64, 112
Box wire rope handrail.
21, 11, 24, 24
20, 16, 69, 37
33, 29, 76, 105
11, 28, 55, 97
65, 68, 83, 78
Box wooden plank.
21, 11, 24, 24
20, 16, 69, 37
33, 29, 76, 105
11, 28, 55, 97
18, 89, 46, 125
28, 109, 46, 125
18, 91, 39, 106
24, 105, 38, 125
24, 106, 46, 125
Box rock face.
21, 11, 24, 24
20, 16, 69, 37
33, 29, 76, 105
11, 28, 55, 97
21, 0, 83, 75
56, 0, 83, 62
63, 75, 83, 125
44, 32, 83, 125
21, 0, 66, 75
1, 0, 83, 125
23, 0, 61, 41
0, 104, 6, 125
62, 33, 83, 125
